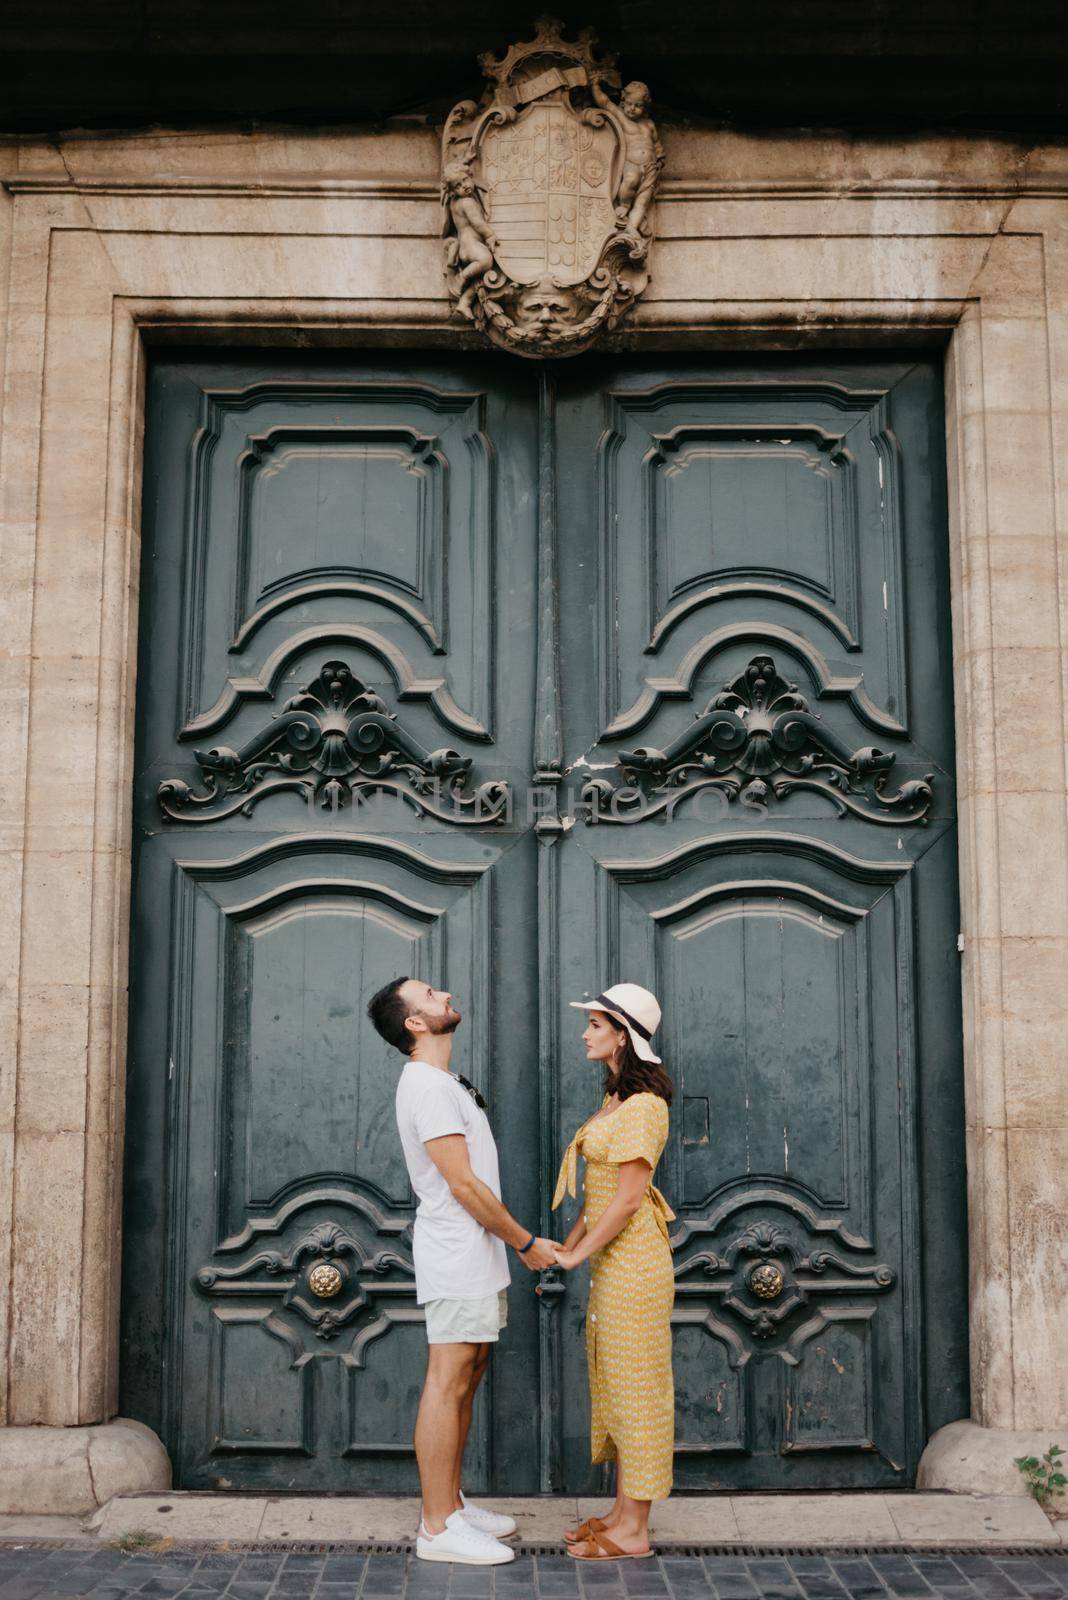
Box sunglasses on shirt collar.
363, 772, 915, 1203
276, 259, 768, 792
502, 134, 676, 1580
455, 1073, 487, 1110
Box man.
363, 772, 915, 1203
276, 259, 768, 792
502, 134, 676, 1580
366, 976, 557, 1566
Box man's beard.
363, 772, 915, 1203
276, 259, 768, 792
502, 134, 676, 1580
420, 1005, 461, 1035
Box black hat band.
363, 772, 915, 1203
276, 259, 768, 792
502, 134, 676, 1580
593, 992, 653, 1042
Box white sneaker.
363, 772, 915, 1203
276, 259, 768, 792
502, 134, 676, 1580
460, 1490, 518, 1537
416, 1510, 516, 1565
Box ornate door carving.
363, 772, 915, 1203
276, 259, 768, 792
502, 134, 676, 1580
547, 357, 966, 1491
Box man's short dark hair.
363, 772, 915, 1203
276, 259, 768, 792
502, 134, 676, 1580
367, 975, 414, 1056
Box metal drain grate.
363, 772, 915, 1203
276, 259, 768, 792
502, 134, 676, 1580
2, 1538, 1065, 1559
652, 1544, 1068, 1561
517, 1544, 1068, 1560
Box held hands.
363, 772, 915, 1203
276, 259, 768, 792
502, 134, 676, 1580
519, 1236, 559, 1271
552, 1245, 580, 1271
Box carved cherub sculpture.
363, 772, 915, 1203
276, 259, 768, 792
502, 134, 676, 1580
590, 76, 663, 236
442, 160, 499, 319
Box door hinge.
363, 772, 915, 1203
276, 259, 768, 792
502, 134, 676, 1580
956, 933, 965, 954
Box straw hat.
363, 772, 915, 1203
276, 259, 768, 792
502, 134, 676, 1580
570, 982, 662, 1064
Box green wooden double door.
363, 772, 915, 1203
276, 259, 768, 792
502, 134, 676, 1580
123, 351, 967, 1494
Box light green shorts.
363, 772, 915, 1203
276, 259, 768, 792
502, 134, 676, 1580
423, 1288, 508, 1345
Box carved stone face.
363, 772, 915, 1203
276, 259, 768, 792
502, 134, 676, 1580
621, 81, 650, 119
442, 160, 475, 198
517, 279, 578, 331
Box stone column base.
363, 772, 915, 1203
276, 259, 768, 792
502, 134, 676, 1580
0, 1418, 171, 1515
919, 1419, 1068, 1511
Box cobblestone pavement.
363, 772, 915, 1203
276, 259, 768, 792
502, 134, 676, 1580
0, 1546, 1066, 1600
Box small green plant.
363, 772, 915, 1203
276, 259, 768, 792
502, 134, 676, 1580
1014, 1443, 1067, 1509
108, 1528, 172, 1553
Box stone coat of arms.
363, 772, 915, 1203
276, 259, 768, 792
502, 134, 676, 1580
441, 16, 663, 356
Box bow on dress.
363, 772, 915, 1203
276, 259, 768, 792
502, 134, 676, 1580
551, 1130, 676, 1241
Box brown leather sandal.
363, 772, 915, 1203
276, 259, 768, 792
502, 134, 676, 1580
563, 1515, 606, 1544
567, 1528, 652, 1561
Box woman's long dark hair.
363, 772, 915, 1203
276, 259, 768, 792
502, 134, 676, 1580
603, 1017, 674, 1105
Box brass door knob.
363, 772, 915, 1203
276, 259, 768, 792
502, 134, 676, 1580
749, 1262, 784, 1300
308, 1262, 343, 1298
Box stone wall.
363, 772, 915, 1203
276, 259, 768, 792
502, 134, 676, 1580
0, 124, 1065, 1507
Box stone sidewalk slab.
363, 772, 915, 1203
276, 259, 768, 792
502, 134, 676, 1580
730, 1493, 899, 1544
89, 1493, 270, 1544
82, 1491, 1061, 1549
258, 1497, 421, 1542
885, 1493, 1057, 1544
0, 1512, 88, 1540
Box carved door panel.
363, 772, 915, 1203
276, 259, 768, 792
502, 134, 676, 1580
546, 358, 966, 1491
122, 355, 544, 1490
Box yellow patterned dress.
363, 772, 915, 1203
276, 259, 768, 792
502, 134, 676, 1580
552, 1091, 676, 1500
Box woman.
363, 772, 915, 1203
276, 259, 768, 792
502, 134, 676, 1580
551, 982, 675, 1562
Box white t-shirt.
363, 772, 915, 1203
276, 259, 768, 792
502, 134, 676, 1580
395, 1060, 511, 1304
